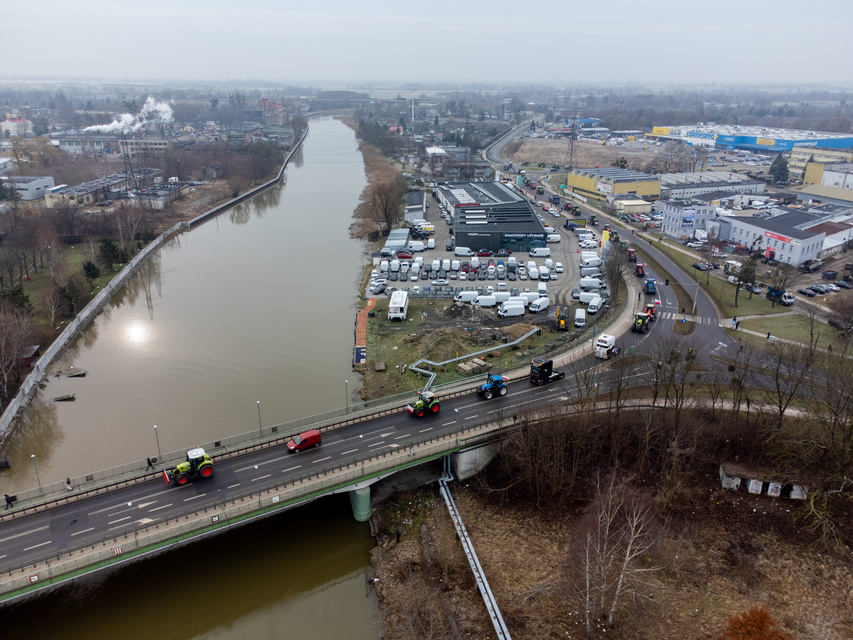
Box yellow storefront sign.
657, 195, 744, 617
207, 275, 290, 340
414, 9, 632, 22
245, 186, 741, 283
757, 137, 775, 146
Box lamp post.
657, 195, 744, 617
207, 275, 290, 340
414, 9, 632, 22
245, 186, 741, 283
345, 380, 349, 412
257, 401, 262, 437
31, 454, 42, 496
153, 424, 162, 463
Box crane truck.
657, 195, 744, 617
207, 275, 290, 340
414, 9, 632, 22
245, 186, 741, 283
163, 447, 215, 486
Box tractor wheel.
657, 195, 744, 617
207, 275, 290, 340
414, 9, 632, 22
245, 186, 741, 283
176, 474, 190, 486
199, 465, 214, 478
416, 407, 425, 417
484, 390, 493, 400
430, 402, 440, 413
499, 386, 507, 396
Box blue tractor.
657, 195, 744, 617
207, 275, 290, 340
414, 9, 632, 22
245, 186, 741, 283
478, 374, 509, 400
643, 278, 657, 295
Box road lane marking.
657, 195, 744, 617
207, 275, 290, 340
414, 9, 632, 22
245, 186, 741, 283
24, 541, 52, 551
368, 442, 386, 448
227, 483, 240, 489
0, 525, 49, 544
312, 456, 332, 464
236, 454, 293, 472
394, 434, 411, 440
419, 427, 433, 433
88, 502, 141, 517
184, 493, 208, 501
442, 421, 457, 426
108, 516, 130, 525
71, 527, 95, 537
465, 415, 479, 420
343, 428, 387, 442
149, 504, 173, 512
109, 523, 131, 531
340, 449, 359, 455
282, 466, 301, 472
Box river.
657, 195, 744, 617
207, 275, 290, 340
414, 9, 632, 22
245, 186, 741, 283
1, 117, 381, 639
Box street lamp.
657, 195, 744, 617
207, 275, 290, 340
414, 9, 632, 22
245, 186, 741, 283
31, 454, 42, 496
256, 401, 262, 436
153, 424, 162, 462
345, 380, 349, 412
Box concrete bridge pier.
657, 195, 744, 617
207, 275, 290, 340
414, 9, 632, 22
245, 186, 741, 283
452, 442, 501, 480
349, 486, 372, 522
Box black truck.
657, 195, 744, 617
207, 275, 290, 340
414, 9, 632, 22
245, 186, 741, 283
530, 356, 565, 386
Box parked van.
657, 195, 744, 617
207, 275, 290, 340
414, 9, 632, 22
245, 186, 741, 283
507, 295, 528, 307
412, 219, 428, 227
471, 256, 480, 269
441, 259, 451, 271
408, 241, 425, 252
529, 247, 551, 258
451, 259, 461, 271
473, 295, 497, 308
537, 282, 548, 297
454, 290, 478, 303
581, 257, 602, 268
577, 233, 594, 243
544, 258, 553, 269
547, 233, 561, 243
587, 296, 604, 314
573, 227, 593, 236
431, 259, 441, 272
427, 238, 435, 250
497, 302, 525, 318
528, 266, 539, 280
580, 267, 603, 278
287, 429, 321, 453
578, 291, 599, 305
580, 277, 606, 291
581, 251, 599, 261
538, 266, 550, 280
520, 291, 541, 305
529, 297, 551, 313
390, 259, 400, 272
380, 259, 389, 272
507, 256, 517, 272
454, 246, 474, 257
574, 308, 586, 328
494, 291, 511, 304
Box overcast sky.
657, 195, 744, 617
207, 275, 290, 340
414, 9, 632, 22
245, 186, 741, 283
7, 0, 853, 87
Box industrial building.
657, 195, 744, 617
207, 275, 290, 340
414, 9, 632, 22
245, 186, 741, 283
657, 200, 719, 241
659, 171, 764, 200
650, 124, 853, 155
44, 168, 162, 208
1, 176, 55, 201
708, 210, 827, 266
404, 190, 425, 222
790, 146, 853, 179
434, 181, 547, 252
567, 167, 660, 203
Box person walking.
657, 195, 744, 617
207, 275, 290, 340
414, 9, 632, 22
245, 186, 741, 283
828, 343, 834, 352
65, 477, 72, 491
395, 529, 401, 544
4, 494, 12, 510
146, 457, 155, 471
736, 321, 740, 330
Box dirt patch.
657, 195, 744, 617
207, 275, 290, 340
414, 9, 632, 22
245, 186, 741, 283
507, 138, 660, 171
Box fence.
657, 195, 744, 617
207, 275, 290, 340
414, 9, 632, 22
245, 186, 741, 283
0, 129, 309, 442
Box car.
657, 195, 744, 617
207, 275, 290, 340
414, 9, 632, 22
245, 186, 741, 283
751, 285, 761, 294
370, 282, 387, 294
507, 272, 516, 281
97, 200, 113, 207
826, 283, 840, 292
692, 262, 709, 271
477, 271, 487, 280
686, 242, 703, 249
477, 249, 492, 257
837, 280, 852, 289
449, 272, 457, 280
460, 262, 470, 272
541, 203, 549, 211
389, 271, 398, 281
446, 239, 454, 251
494, 249, 512, 257
549, 271, 558, 280
432, 279, 448, 286
798, 288, 816, 297
395, 250, 413, 259
555, 262, 563, 273
420, 271, 429, 280
807, 286, 825, 295
579, 240, 597, 249
571, 288, 581, 300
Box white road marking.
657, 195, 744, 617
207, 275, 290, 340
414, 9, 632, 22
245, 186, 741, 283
282, 466, 301, 472
0, 525, 49, 544
108, 516, 130, 525
136, 501, 156, 509
465, 415, 479, 420
227, 483, 240, 489
419, 427, 433, 433
71, 527, 95, 537
24, 541, 52, 551
343, 428, 386, 442
109, 523, 131, 531
442, 421, 457, 426
183, 493, 208, 501
149, 504, 173, 512
312, 456, 332, 464
340, 449, 359, 455
368, 442, 386, 448
394, 434, 411, 440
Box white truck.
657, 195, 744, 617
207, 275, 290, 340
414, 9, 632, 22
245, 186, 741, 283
388, 290, 409, 321
594, 334, 617, 359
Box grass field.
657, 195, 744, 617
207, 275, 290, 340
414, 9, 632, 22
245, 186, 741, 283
740, 312, 837, 347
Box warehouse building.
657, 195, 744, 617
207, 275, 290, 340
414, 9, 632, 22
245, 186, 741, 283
659, 171, 764, 200
650, 124, 853, 156
790, 146, 853, 179
435, 181, 547, 253
568, 167, 660, 203
1, 176, 55, 201
708, 210, 826, 266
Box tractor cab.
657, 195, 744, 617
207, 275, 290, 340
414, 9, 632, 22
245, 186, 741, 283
627, 249, 637, 262
632, 312, 651, 333
634, 263, 646, 277
643, 304, 658, 320
420, 390, 435, 403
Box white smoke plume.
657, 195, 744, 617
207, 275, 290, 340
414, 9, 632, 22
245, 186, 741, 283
85, 97, 174, 134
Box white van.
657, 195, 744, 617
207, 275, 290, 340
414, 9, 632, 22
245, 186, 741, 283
380, 259, 389, 273
529, 247, 551, 258
473, 295, 497, 308
547, 233, 561, 243
507, 256, 517, 271
528, 267, 539, 280
451, 259, 460, 271
580, 251, 599, 261
520, 291, 541, 305
412, 219, 428, 227
441, 259, 451, 271
574, 308, 586, 328
493, 291, 510, 303
538, 266, 550, 280
408, 241, 425, 252
537, 282, 548, 297
497, 302, 525, 318
506, 296, 528, 307
390, 259, 400, 272
427, 238, 435, 250
577, 233, 594, 243
431, 259, 441, 272
454, 246, 474, 257
580, 267, 603, 278
580, 277, 606, 291
471, 256, 480, 269
578, 291, 599, 305
529, 297, 550, 313
454, 290, 478, 303
581, 257, 602, 268
544, 258, 553, 269
587, 296, 603, 314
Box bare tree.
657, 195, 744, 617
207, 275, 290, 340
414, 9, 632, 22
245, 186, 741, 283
758, 341, 814, 432
0, 305, 34, 393
367, 179, 405, 234
603, 243, 629, 308
767, 263, 797, 308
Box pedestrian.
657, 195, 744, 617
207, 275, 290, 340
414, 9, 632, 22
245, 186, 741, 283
767, 332, 771, 340
395, 529, 401, 544
739, 344, 744, 353
4, 494, 12, 510
65, 477, 72, 491
513, 414, 518, 424
146, 457, 155, 470
681, 307, 685, 315
638, 292, 642, 301
732, 316, 737, 328
736, 321, 740, 330
828, 343, 833, 352
409, 446, 415, 457
632, 229, 635, 236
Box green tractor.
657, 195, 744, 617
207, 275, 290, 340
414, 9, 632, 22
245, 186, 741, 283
163, 447, 215, 486
406, 390, 440, 417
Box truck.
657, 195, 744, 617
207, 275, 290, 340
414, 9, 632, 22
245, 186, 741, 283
529, 356, 565, 386
551, 194, 560, 204
634, 263, 646, 277
766, 287, 795, 306
643, 279, 657, 295
163, 447, 215, 485
478, 374, 509, 400
632, 312, 651, 333
800, 258, 824, 273
406, 390, 440, 417
388, 290, 409, 321
594, 334, 618, 360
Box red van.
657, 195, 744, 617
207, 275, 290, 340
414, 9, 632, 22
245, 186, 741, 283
287, 429, 322, 452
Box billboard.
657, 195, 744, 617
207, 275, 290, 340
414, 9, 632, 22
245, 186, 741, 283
681, 208, 695, 228
597, 181, 612, 194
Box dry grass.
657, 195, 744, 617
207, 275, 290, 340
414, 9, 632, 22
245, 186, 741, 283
507, 138, 660, 171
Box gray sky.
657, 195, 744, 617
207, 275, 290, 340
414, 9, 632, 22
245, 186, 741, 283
8, 0, 853, 86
